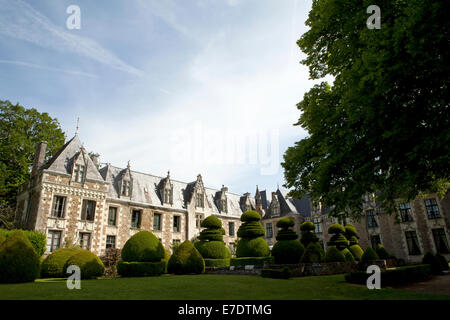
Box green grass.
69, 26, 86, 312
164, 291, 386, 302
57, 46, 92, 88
0, 274, 449, 300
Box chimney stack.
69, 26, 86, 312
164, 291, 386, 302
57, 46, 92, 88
90, 154, 99, 167
31, 141, 47, 176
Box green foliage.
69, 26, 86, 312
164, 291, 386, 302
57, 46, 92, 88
0, 206, 15, 230
345, 265, 432, 287
344, 225, 359, 246
167, 240, 205, 274
325, 246, 346, 263
204, 258, 230, 267
41, 248, 80, 278
64, 250, 104, 279
300, 221, 315, 231
0, 100, 65, 207
422, 252, 443, 275
272, 240, 305, 264
300, 222, 319, 247
121, 231, 165, 262
237, 221, 265, 238
349, 245, 364, 261
376, 244, 391, 260
275, 217, 298, 241
361, 247, 380, 262
282, 0, 450, 219
240, 210, 261, 222
435, 253, 449, 271
195, 241, 228, 259
198, 228, 223, 241
276, 217, 295, 229
261, 267, 291, 279
0, 230, 40, 283
200, 215, 222, 229
301, 242, 324, 263
328, 224, 346, 234
236, 238, 270, 258
0, 229, 46, 257
341, 248, 355, 262
117, 261, 165, 277
327, 233, 349, 250
230, 256, 274, 266
0, 231, 5, 245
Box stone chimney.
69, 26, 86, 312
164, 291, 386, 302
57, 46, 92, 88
90, 154, 99, 167
31, 141, 47, 176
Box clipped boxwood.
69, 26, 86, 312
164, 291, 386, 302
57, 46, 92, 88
345, 224, 359, 246
376, 244, 390, 259
301, 242, 324, 263
201, 215, 222, 229
0, 230, 40, 283
240, 210, 261, 222
349, 245, 364, 261
341, 248, 355, 262
237, 221, 265, 238
299, 221, 319, 247
204, 258, 230, 267
325, 246, 346, 263
328, 224, 346, 234
168, 240, 205, 274
64, 250, 104, 279
195, 241, 228, 259
236, 238, 270, 257
230, 256, 274, 266
261, 267, 291, 279
0, 229, 46, 257
272, 240, 305, 264
41, 248, 80, 278
361, 247, 379, 262
276, 217, 295, 229
236, 211, 269, 258
117, 261, 165, 277
122, 230, 165, 262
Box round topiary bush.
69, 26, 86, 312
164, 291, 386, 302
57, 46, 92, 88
41, 248, 80, 278
0, 230, 40, 283
344, 224, 359, 246
349, 245, 364, 261
361, 247, 379, 262
195, 241, 228, 259
240, 210, 261, 222
168, 240, 205, 274
276, 217, 295, 229
328, 224, 346, 234
64, 250, 104, 279
325, 246, 346, 263
121, 230, 165, 262
201, 215, 222, 229
236, 210, 269, 258
300, 221, 319, 247
376, 244, 390, 259
272, 240, 305, 264
341, 248, 355, 262
301, 242, 324, 263
300, 221, 315, 231
236, 238, 270, 257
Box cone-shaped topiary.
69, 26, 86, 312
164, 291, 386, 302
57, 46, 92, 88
195, 215, 230, 267
376, 244, 390, 259
361, 247, 379, 262
341, 248, 355, 262
344, 224, 359, 246
325, 246, 346, 262
168, 240, 205, 274
327, 224, 349, 250
41, 248, 80, 278
349, 245, 364, 261
0, 230, 40, 283
301, 242, 324, 263
271, 217, 304, 264
64, 249, 104, 279
121, 230, 165, 262
235, 210, 269, 258
299, 221, 319, 247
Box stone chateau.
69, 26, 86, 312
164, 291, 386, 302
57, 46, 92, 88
14, 135, 450, 264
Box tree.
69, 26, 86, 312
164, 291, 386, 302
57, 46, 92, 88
282, 0, 449, 219
0, 100, 65, 209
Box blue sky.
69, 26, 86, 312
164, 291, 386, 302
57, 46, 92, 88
0, 0, 326, 196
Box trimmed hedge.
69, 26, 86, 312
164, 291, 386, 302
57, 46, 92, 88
237, 221, 265, 238
41, 248, 80, 278
121, 231, 165, 262
198, 229, 223, 241
236, 238, 270, 257
230, 256, 274, 266
300, 222, 319, 247
200, 216, 222, 229
325, 246, 346, 263
301, 243, 324, 263
168, 240, 205, 274
341, 248, 355, 262
195, 241, 228, 259
345, 264, 432, 287
272, 240, 305, 264
261, 267, 291, 279
376, 244, 390, 259
64, 250, 104, 279
0, 228, 46, 257
361, 247, 379, 262
0, 230, 40, 283
240, 210, 261, 222
349, 245, 364, 261
204, 258, 230, 267
117, 261, 165, 277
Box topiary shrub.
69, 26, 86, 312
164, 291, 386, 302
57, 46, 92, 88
195, 215, 230, 267
117, 261, 165, 277
0, 230, 40, 283
422, 252, 443, 275
325, 246, 346, 263
435, 253, 449, 271
0, 232, 5, 245
195, 241, 228, 259
327, 224, 349, 250
121, 231, 165, 262
0, 229, 46, 257
64, 250, 104, 279
168, 240, 205, 274
204, 258, 230, 267
236, 210, 269, 258
349, 245, 364, 261
41, 248, 80, 278
376, 244, 390, 259
301, 242, 324, 263
299, 221, 319, 247
361, 247, 379, 262
271, 217, 304, 264
344, 224, 359, 246
341, 248, 355, 262
328, 224, 346, 234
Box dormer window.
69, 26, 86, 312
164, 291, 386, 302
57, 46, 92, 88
220, 199, 227, 213
196, 193, 204, 208
122, 180, 130, 196
272, 205, 280, 216
162, 184, 173, 205
73, 164, 85, 182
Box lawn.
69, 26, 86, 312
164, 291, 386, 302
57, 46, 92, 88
1, 274, 449, 300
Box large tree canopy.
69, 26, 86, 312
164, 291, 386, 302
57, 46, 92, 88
0, 100, 65, 208
282, 0, 449, 219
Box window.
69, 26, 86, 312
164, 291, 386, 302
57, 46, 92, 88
153, 213, 161, 231
229, 222, 235, 236
399, 203, 413, 222
370, 235, 381, 249
163, 187, 172, 204
265, 223, 273, 238
432, 228, 449, 254
196, 193, 204, 208
366, 210, 378, 228
108, 207, 117, 226
122, 180, 130, 196
405, 231, 421, 255
424, 199, 441, 219
220, 199, 227, 213
173, 215, 181, 232
106, 235, 116, 249
51, 196, 66, 218
73, 164, 85, 183
131, 210, 142, 229
81, 200, 96, 221
272, 206, 280, 216
314, 218, 322, 233
47, 230, 61, 253
79, 233, 91, 250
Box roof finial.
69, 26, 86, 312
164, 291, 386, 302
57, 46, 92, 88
167, 170, 170, 178
127, 160, 131, 169
75, 117, 79, 136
